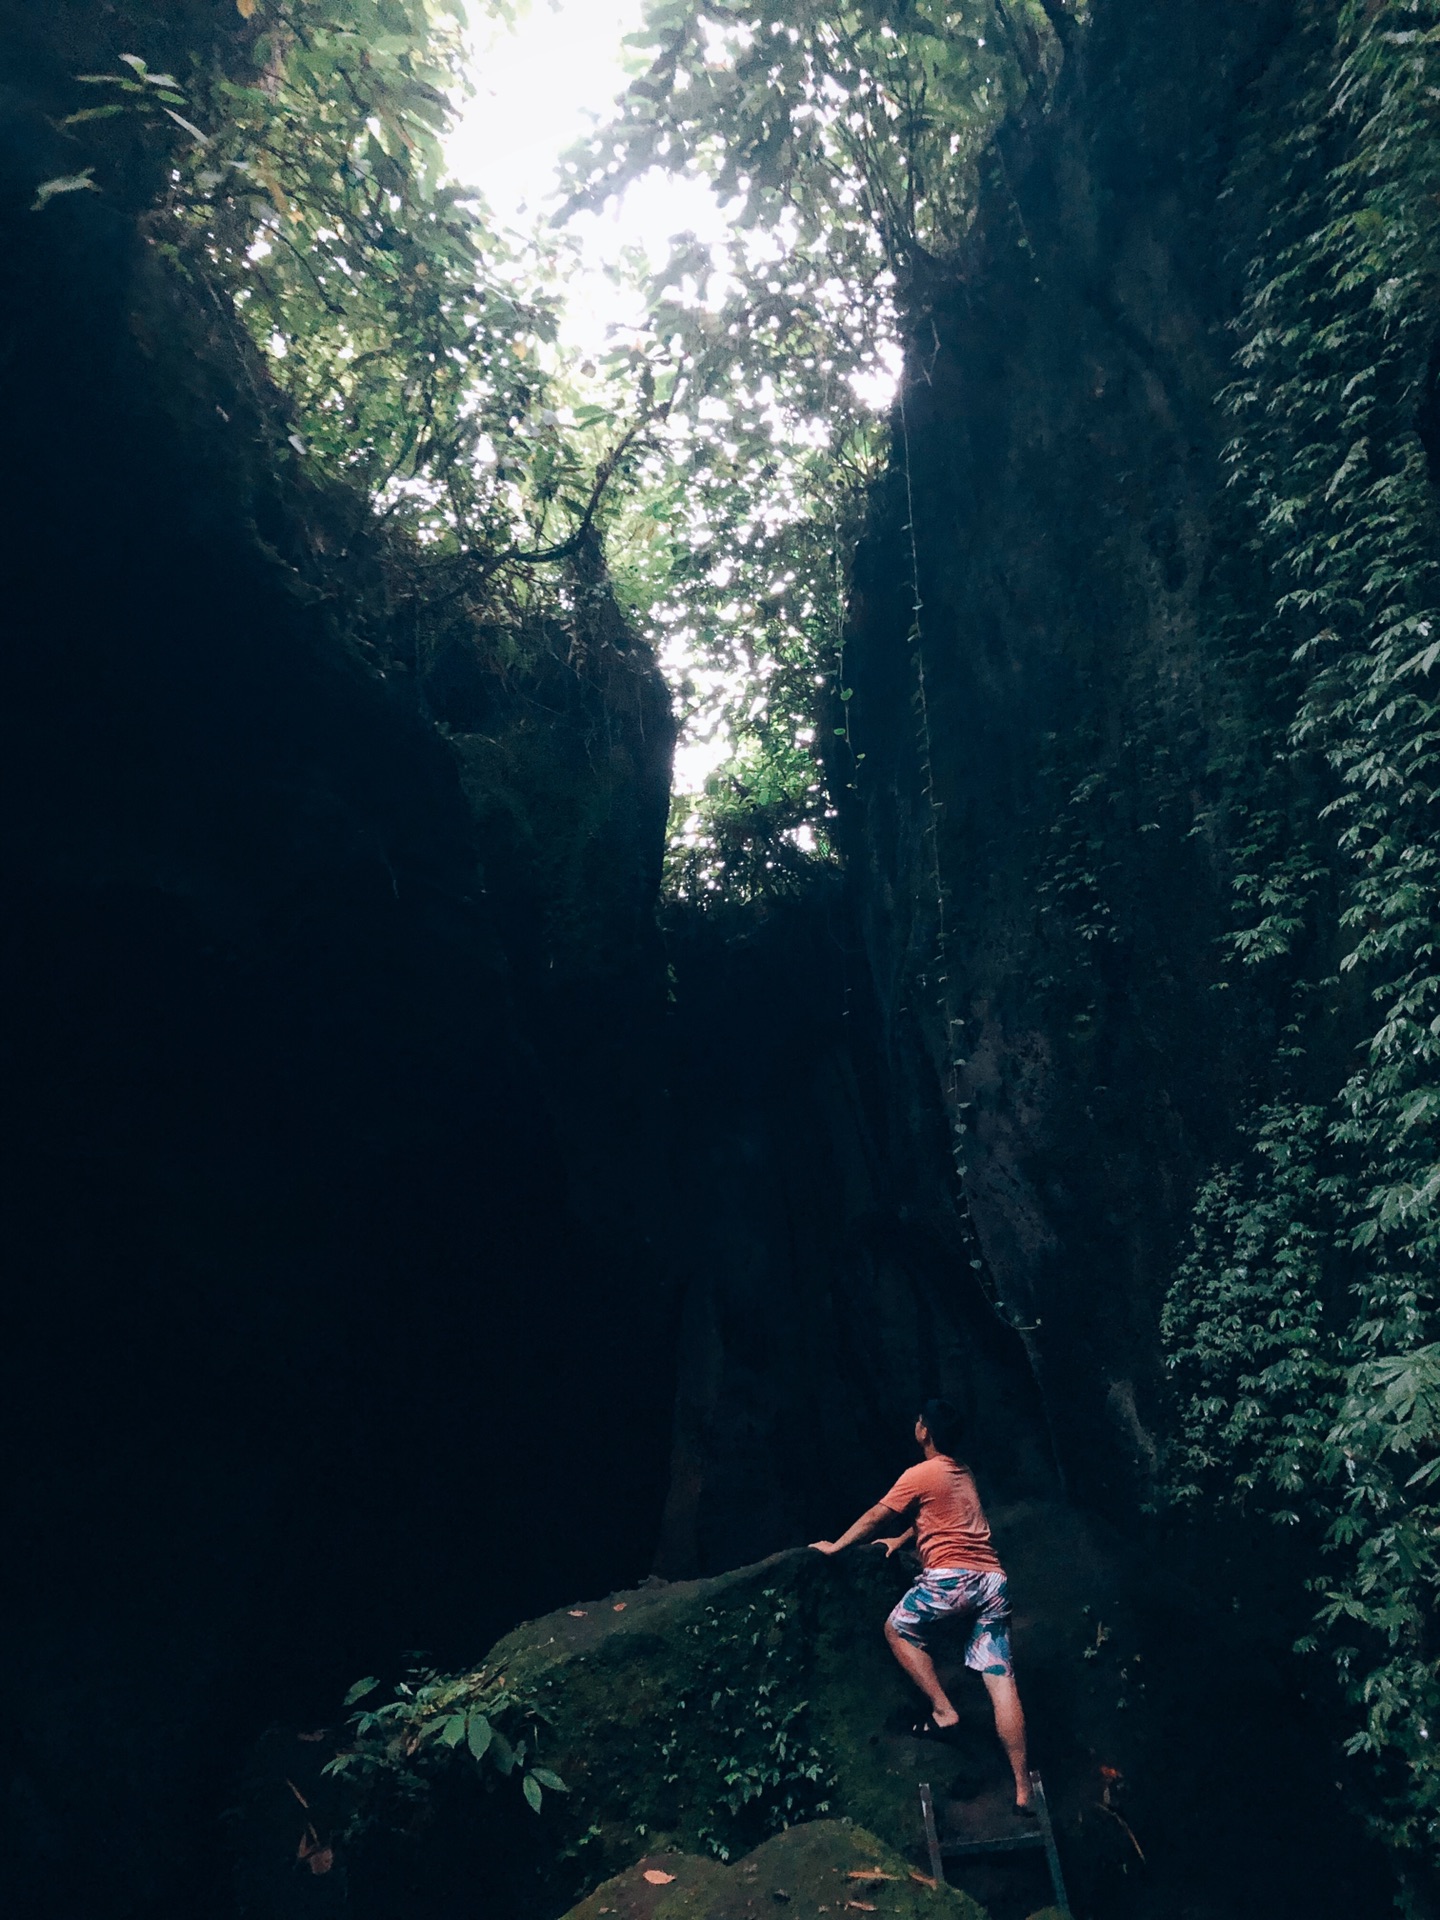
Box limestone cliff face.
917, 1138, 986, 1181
837, 0, 1321, 1511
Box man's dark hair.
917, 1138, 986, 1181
919, 1397, 965, 1458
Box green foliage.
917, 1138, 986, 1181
321, 1659, 568, 1831
569, 0, 1074, 894
1168, 1098, 1440, 1846
1162, 0, 1440, 1859
563, 0, 1069, 277
51, 2, 655, 581
31, 168, 99, 210
1035, 768, 1126, 956
613, 265, 887, 903
656, 1589, 835, 1858
1162, 1101, 1341, 1518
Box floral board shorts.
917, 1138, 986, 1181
886, 1567, 1014, 1676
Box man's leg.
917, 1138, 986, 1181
981, 1671, 1032, 1809
884, 1619, 958, 1727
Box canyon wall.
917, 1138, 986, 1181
1, 10, 673, 1912
840, 0, 1323, 1509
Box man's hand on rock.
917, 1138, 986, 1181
809, 1539, 840, 1554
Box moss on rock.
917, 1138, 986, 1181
556, 1821, 985, 1920
333, 1547, 1016, 1917
491, 1548, 932, 1877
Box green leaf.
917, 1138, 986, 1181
164, 109, 210, 145
31, 170, 98, 211
466, 1712, 493, 1760
530, 1767, 569, 1792
522, 1771, 544, 1813
344, 1676, 380, 1706
438, 1713, 468, 1748
58, 105, 127, 128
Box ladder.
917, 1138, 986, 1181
919, 1772, 1071, 1917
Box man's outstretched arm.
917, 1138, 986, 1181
810, 1502, 906, 1555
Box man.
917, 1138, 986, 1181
810, 1398, 1033, 1813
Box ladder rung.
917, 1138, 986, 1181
940, 1833, 1046, 1857
920, 1774, 1072, 1918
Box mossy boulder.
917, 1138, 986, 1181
490, 1547, 928, 1868
325, 1547, 1025, 1918
556, 1821, 984, 1920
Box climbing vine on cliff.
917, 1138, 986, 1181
1162, 0, 1440, 1864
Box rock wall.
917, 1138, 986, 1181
650, 0, 1352, 1564
655, 897, 1053, 1578
838, 0, 1327, 1510
0, 10, 674, 1916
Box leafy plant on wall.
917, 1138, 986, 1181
1163, 0, 1440, 1870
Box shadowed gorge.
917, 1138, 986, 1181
5, 2, 1440, 1918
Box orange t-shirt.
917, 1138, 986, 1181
879, 1456, 1002, 1573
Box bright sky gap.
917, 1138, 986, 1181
444, 0, 900, 795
